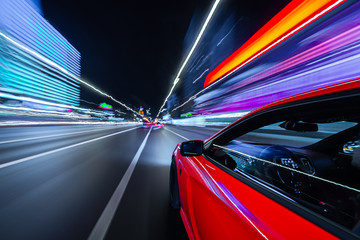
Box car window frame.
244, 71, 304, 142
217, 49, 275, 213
204, 88, 360, 149
202, 89, 360, 240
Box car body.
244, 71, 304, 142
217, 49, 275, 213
142, 121, 165, 128
170, 79, 360, 240
142, 121, 154, 128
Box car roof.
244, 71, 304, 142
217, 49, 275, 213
205, 78, 360, 144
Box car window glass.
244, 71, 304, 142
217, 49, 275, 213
208, 118, 360, 234
235, 121, 357, 147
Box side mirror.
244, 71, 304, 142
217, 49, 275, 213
279, 121, 318, 132
180, 140, 204, 156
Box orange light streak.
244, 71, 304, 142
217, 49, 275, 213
204, 0, 345, 87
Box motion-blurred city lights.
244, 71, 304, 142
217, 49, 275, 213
0, 120, 140, 127
156, 0, 221, 118
204, 0, 345, 87
170, 0, 352, 117
99, 103, 113, 110
0, 29, 141, 117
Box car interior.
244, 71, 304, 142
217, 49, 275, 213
206, 91, 360, 234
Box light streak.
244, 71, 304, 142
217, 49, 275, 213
193, 68, 209, 84
216, 17, 242, 47
0, 91, 82, 111
156, 0, 221, 118
0, 104, 73, 115
204, 111, 250, 119
231, 24, 360, 91
171, 78, 218, 112
0, 36, 80, 105
80, 99, 98, 106
204, 0, 345, 87
180, 112, 193, 117
0, 121, 140, 127
99, 102, 113, 110
188, 55, 205, 73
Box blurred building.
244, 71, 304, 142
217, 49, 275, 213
0, 0, 80, 108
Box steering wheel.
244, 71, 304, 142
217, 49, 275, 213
258, 145, 311, 194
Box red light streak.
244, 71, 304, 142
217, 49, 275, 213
204, 0, 345, 88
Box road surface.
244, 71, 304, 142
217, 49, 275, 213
0, 124, 218, 240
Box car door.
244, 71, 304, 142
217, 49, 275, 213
178, 153, 272, 240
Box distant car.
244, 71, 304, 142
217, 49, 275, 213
142, 121, 164, 128
157, 122, 165, 128
170, 79, 360, 240
142, 121, 154, 128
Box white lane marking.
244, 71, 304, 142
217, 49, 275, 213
0, 126, 126, 145
165, 127, 190, 141
88, 128, 152, 240
0, 127, 139, 169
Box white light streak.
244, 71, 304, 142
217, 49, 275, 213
204, 111, 250, 119
156, 0, 221, 117
0, 104, 71, 115
0, 86, 82, 110
0, 121, 140, 127
193, 68, 209, 84
216, 17, 242, 46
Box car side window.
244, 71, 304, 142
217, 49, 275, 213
207, 119, 360, 233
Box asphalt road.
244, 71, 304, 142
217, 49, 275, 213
0, 124, 219, 240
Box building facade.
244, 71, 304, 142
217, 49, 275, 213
0, 0, 80, 107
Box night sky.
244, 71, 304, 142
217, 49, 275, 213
41, 0, 208, 113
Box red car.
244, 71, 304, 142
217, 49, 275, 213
142, 122, 154, 128
170, 79, 360, 240
142, 121, 165, 128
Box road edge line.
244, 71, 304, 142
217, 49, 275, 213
165, 127, 190, 140
88, 127, 152, 240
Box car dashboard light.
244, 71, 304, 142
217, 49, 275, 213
278, 157, 298, 169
